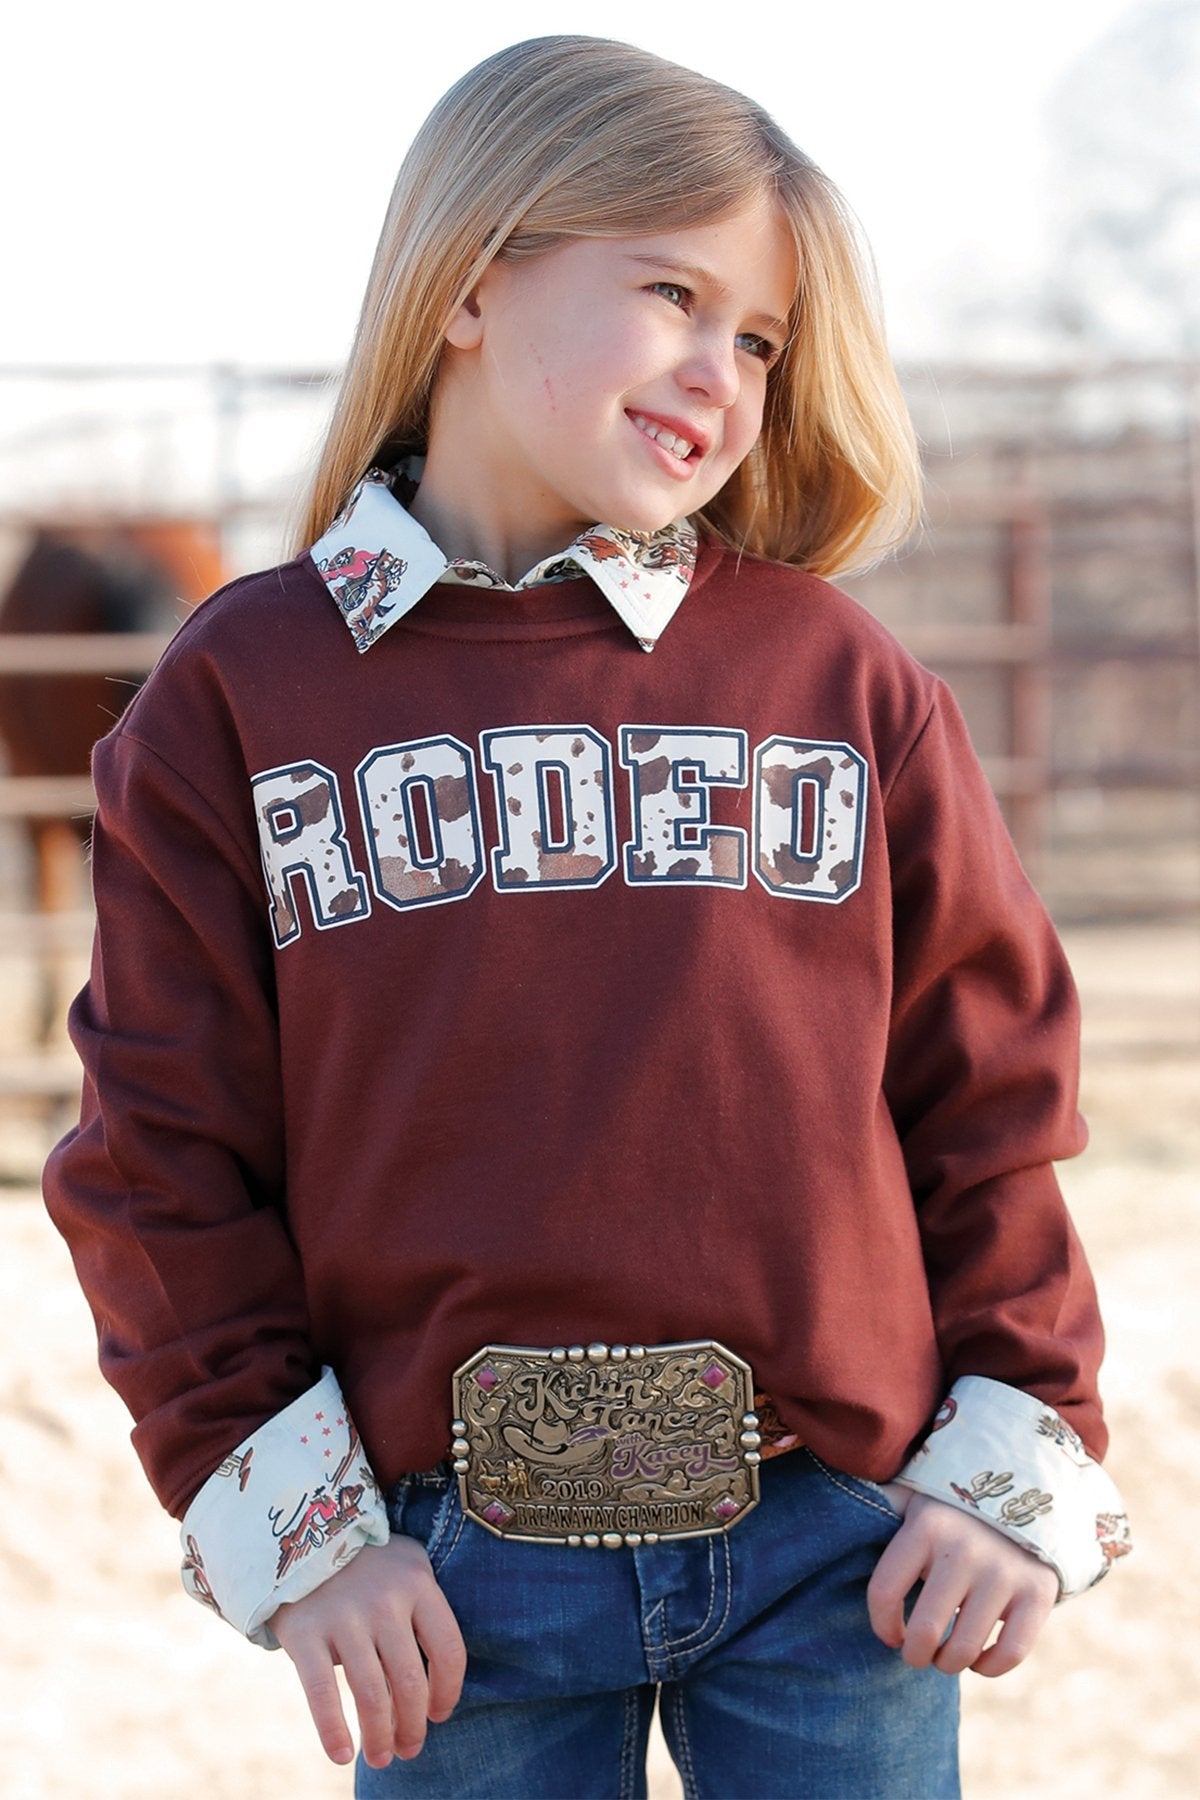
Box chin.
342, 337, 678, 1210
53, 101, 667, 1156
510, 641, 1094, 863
606, 502, 691, 536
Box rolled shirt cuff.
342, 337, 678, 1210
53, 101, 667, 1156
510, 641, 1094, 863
895, 1374, 1132, 1597
179, 1367, 390, 1648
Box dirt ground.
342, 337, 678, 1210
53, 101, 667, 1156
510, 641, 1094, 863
1, 919, 1197, 1800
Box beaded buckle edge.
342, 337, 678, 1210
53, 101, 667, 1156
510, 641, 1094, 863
450, 1338, 762, 1547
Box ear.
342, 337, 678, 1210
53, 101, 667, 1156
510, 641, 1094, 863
443, 288, 484, 351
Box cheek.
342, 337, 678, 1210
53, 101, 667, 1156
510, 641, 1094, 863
573, 310, 659, 394
539, 348, 625, 431
508, 339, 589, 432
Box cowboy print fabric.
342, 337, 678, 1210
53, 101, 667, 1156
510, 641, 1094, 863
311, 464, 698, 655
180, 1367, 389, 1648
895, 1375, 1131, 1596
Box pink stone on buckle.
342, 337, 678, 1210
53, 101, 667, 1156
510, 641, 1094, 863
451, 1339, 761, 1546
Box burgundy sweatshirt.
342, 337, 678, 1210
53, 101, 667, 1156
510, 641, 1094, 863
44, 539, 1104, 1520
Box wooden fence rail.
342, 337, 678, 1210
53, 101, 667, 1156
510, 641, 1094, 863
0, 777, 97, 819
0, 633, 173, 675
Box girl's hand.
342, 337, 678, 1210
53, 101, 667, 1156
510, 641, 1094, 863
866, 1489, 1059, 1677
267, 1534, 467, 1769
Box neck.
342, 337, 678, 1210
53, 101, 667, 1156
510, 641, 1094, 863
409, 367, 593, 583
407, 462, 562, 584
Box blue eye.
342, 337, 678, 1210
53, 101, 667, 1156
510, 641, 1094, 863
736, 332, 781, 366
650, 281, 688, 308
649, 281, 781, 367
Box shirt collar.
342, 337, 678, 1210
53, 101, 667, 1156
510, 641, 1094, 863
310, 463, 698, 655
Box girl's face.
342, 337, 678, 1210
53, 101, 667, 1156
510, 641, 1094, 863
430, 194, 797, 566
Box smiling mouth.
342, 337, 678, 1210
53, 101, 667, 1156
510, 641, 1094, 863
628, 412, 702, 462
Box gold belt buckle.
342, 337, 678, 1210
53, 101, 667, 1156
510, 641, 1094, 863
450, 1339, 763, 1547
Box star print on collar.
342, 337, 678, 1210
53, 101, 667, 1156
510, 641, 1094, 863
309, 466, 698, 655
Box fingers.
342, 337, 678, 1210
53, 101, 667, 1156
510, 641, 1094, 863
969, 1582, 1058, 1679
288, 1616, 451, 1770
292, 1611, 461, 1772
413, 1585, 469, 1723
346, 1587, 468, 1765
872, 1546, 1003, 1674
286, 1644, 356, 1767
893, 1557, 974, 1669
866, 1492, 1060, 1680
866, 1524, 925, 1650
342, 1636, 414, 1769
271, 1534, 467, 1767
928, 1542, 1058, 1678
924, 1570, 1007, 1674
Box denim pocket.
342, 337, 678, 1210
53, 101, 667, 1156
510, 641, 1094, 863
805, 1450, 907, 1523
385, 1468, 465, 1575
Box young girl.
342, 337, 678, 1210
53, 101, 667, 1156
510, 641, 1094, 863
45, 35, 1130, 1800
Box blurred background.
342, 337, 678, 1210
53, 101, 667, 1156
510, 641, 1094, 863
1, 2, 1197, 1795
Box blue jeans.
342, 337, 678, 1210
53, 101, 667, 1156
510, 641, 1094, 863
356, 1448, 959, 1799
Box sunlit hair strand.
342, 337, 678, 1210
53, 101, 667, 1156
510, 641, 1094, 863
293, 36, 920, 577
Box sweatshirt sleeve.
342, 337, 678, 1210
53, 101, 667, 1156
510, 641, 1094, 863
880, 680, 1108, 1454
43, 717, 322, 1519
880, 683, 1130, 1590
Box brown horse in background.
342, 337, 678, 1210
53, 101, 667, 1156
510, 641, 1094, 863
0, 520, 225, 1037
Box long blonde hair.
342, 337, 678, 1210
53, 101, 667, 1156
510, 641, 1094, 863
294, 36, 920, 576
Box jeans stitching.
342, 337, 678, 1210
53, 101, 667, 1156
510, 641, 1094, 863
422, 1482, 455, 1562
684, 1534, 733, 1661
809, 1451, 903, 1521
417, 1480, 465, 1573
642, 1599, 671, 1684
659, 1537, 731, 1656
657, 1543, 715, 1652
430, 1501, 467, 1576
666, 1685, 701, 1800
385, 1470, 455, 1540
384, 1475, 412, 1534
618, 1687, 637, 1800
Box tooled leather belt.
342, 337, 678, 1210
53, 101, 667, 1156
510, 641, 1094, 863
450, 1338, 770, 1547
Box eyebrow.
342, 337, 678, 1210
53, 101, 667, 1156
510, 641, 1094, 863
622, 253, 791, 340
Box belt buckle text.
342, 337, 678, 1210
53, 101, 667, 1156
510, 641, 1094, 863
450, 1339, 763, 1547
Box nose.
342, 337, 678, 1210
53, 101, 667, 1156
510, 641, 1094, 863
677, 332, 740, 409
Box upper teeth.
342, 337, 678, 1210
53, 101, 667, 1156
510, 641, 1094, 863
632, 413, 694, 460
